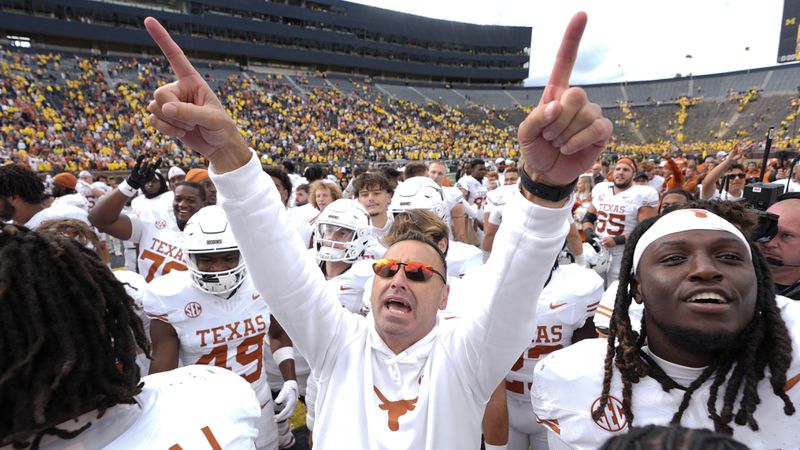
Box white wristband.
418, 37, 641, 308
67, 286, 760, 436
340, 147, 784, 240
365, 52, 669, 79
118, 180, 138, 198
273, 346, 295, 365
484, 445, 507, 450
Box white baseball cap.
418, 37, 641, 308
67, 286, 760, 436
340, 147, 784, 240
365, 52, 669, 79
168, 166, 186, 179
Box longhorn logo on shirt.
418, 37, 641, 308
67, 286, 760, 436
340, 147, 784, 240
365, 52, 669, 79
373, 386, 418, 431
184, 302, 203, 318
590, 395, 628, 432
155, 219, 167, 230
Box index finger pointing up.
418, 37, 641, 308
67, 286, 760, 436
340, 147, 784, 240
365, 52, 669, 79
144, 17, 200, 79
540, 12, 588, 105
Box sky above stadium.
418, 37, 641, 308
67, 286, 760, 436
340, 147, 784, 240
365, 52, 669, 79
347, 0, 788, 86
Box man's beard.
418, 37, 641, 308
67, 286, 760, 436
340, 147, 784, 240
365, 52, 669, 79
660, 324, 744, 355
614, 178, 632, 189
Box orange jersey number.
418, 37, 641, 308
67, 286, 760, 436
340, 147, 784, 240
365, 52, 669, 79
170, 425, 222, 450
139, 249, 187, 282
197, 333, 265, 384
595, 212, 625, 236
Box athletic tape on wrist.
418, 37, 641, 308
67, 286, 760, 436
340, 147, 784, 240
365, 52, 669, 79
273, 346, 295, 365
118, 180, 138, 198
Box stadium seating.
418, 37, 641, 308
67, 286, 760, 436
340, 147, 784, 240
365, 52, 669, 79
2, 47, 799, 173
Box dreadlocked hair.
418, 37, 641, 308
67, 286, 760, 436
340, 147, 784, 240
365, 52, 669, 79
592, 206, 795, 434
0, 224, 150, 449
599, 424, 749, 450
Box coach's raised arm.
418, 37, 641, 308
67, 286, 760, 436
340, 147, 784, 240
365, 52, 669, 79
144, 12, 611, 448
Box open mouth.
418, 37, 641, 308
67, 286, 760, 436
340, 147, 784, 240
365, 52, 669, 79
684, 292, 729, 305
384, 297, 412, 314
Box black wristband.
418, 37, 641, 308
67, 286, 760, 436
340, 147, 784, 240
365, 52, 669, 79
519, 165, 578, 202
613, 235, 626, 245
583, 212, 598, 224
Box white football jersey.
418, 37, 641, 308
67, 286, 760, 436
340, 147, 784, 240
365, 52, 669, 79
532, 296, 800, 450
16, 365, 259, 450
129, 212, 187, 283
457, 175, 488, 204
131, 190, 175, 222
24, 204, 90, 229
142, 271, 272, 405
113, 269, 151, 375
52, 193, 90, 212
593, 280, 644, 334
505, 264, 603, 400
443, 186, 464, 211
446, 241, 484, 278
485, 184, 520, 226
322, 258, 376, 315
591, 182, 658, 239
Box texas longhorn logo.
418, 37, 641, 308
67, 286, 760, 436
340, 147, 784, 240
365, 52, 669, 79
373, 386, 418, 431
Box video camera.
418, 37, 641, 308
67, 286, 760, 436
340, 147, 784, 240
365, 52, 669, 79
742, 128, 785, 210
739, 127, 799, 242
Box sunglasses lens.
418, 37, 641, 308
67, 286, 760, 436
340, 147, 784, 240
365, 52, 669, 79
403, 261, 433, 282
373, 259, 399, 278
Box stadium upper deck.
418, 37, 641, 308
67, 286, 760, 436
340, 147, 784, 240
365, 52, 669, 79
0, 0, 531, 84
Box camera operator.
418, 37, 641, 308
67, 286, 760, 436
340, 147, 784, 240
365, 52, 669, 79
758, 193, 800, 300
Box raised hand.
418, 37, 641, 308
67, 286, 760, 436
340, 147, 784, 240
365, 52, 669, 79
144, 17, 251, 173
729, 141, 753, 163
518, 12, 612, 186
127, 154, 162, 189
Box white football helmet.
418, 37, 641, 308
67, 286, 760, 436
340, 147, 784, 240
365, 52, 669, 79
313, 199, 372, 262
183, 205, 247, 295
583, 237, 612, 274
389, 176, 448, 223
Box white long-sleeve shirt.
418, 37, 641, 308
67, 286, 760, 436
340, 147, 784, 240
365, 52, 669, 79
211, 152, 570, 449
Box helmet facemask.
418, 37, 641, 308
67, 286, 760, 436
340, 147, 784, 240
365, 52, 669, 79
186, 249, 247, 295
183, 205, 247, 296
312, 199, 371, 263
315, 223, 361, 262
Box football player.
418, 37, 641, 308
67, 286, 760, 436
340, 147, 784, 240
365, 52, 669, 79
532, 208, 799, 449
89, 156, 205, 282
504, 259, 603, 450
582, 158, 659, 286
144, 206, 297, 450
0, 224, 260, 449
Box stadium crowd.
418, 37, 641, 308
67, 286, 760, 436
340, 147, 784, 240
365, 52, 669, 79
2, 12, 800, 450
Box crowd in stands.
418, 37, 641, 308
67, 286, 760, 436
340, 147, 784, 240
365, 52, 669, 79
3, 48, 800, 183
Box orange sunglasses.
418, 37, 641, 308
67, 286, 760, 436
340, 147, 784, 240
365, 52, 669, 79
372, 258, 447, 283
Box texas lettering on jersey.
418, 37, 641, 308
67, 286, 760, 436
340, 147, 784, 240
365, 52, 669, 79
196, 315, 268, 347
591, 183, 659, 239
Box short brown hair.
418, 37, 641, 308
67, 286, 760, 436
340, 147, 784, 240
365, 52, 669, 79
383, 209, 449, 258
403, 163, 429, 179
352, 172, 392, 196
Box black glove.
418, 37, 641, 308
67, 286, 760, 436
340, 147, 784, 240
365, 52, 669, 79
127, 155, 162, 190
583, 227, 596, 243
